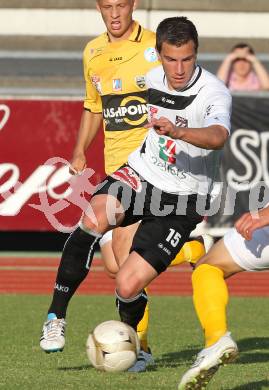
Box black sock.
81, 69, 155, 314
48, 226, 101, 318
116, 290, 148, 331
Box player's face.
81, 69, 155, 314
158, 40, 197, 90
96, 0, 136, 42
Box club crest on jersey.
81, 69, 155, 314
91, 76, 102, 94
135, 75, 146, 89
113, 78, 122, 92
158, 137, 176, 164
175, 115, 188, 128
111, 166, 142, 192
144, 47, 158, 63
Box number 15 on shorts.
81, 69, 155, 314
166, 228, 182, 247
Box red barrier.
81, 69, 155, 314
0, 99, 105, 231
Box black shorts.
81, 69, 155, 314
94, 164, 204, 273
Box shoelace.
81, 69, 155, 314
43, 319, 66, 341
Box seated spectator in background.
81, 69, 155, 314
217, 43, 269, 91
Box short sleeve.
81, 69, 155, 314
83, 47, 102, 113
200, 85, 232, 133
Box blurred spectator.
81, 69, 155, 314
217, 43, 269, 91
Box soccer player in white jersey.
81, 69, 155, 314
40, 16, 231, 368
40, 2, 213, 372
178, 205, 269, 389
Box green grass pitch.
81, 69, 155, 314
1, 294, 269, 389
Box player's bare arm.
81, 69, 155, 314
70, 110, 102, 174
235, 206, 269, 240
146, 117, 228, 149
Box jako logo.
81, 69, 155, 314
161, 97, 175, 105
55, 283, 69, 293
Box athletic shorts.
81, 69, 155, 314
94, 164, 203, 273
224, 226, 269, 271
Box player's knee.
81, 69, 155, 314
80, 215, 100, 232
81, 211, 110, 235
116, 274, 140, 299
116, 283, 135, 299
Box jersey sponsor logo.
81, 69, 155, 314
175, 115, 188, 128
144, 47, 158, 63
135, 75, 146, 89
91, 76, 102, 94
109, 56, 123, 61
151, 156, 187, 179
111, 166, 142, 192
102, 91, 148, 131
113, 78, 122, 92
158, 137, 176, 164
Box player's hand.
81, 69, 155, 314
69, 153, 87, 175
235, 207, 269, 240
145, 117, 184, 139
245, 53, 258, 64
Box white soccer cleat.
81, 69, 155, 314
40, 313, 66, 353
178, 332, 238, 389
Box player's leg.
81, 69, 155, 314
115, 213, 196, 366
40, 193, 124, 353
178, 236, 244, 389
112, 224, 150, 351
100, 225, 153, 371
100, 230, 119, 279
170, 234, 214, 267
112, 223, 139, 266
112, 223, 153, 371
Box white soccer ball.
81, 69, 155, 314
86, 320, 140, 372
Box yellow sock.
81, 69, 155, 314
192, 264, 228, 347
170, 240, 205, 266
137, 288, 149, 352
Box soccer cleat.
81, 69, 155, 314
127, 348, 154, 372
178, 332, 238, 389
40, 313, 66, 353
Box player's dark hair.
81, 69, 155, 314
156, 17, 199, 53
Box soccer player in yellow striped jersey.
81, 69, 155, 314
39, 0, 209, 371
83, 18, 157, 175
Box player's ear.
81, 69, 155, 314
96, 1, 101, 13
133, 0, 138, 11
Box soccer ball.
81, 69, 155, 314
86, 320, 140, 372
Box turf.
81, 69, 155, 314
1, 294, 269, 390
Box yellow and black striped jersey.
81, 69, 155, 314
83, 21, 159, 174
